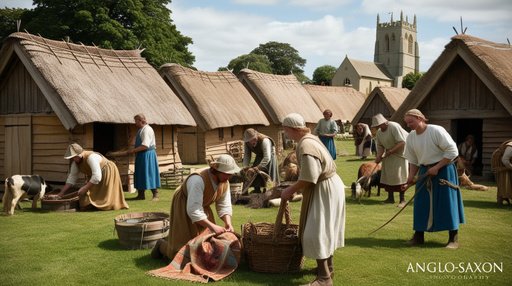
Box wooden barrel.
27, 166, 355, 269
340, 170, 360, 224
114, 212, 169, 250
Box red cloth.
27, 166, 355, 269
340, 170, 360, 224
147, 230, 241, 283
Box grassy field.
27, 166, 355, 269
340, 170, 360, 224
0, 139, 511, 286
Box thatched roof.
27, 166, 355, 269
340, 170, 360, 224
304, 84, 366, 122
159, 64, 269, 130
392, 34, 512, 121
0, 32, 196, 130
238, 69, 322, 124
352, 86, 409, 123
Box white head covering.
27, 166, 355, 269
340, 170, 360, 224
282, 113, 306, 128
64, 143, 83, 159
371, 113, 388, 128
404, 109, 428, 121
210, 154, 241, 174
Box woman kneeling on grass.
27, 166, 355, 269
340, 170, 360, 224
281, 113, 346, 286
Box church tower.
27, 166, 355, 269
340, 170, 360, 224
374, 11, 419, 87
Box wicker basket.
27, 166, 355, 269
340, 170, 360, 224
242, 200, 304, 273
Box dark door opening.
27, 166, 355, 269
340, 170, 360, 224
453, 119, 483, 176
93, 123, 115, 155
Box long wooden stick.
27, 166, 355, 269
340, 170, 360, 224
368, 173, 429, 235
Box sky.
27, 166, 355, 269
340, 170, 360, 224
2, 0, 511, 78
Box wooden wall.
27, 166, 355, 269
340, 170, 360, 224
0, 58, 52, 114
0, 117, 4, 179
204, 126, 245, 164
418, 57, 512, 178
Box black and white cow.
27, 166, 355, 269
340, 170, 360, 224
3, 175, 50, 215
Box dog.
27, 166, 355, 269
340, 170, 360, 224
3, 175, 51, 215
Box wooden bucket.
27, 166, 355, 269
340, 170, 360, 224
114, 212, 169, 250
41, 197, 79, 212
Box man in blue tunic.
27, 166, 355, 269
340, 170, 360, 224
127, 114, 161, 200
313, 109, 339, 159
402, 109, 465, 249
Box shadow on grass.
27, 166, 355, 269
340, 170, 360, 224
463, 199, 512, 210
346, 198, 387, 206
98, 239, 130, 251
346, 236, 445, 249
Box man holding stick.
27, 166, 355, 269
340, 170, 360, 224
401, 109, 465, 249
372, 113, 409, 207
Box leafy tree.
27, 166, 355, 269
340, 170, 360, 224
17, 0, 194, 68
0, 8, 28, 43
312, 65, 336, 85
222, 53, 272, 74
402, 71, 423, 90
251, 41, 306, 76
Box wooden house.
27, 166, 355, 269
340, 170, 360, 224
238, 69, 323, 154
304, 84, 366, 131
159, 64, 269, 164
352, 86, 409, 126
0, 32, 195, 187
391, 35, 512, 178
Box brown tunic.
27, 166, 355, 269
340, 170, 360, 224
77, 151, 129, 210
166, 168, 229, 259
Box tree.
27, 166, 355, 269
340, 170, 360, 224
312, 65, 336, 85
223, 53, 272, 74
402, 71, 423, 90
17, 0, 194, 68
251, 41, 306, 76
0, 8, 27, 43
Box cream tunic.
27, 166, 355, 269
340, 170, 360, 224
299, 154, 345, 259
375, 121, 409, 185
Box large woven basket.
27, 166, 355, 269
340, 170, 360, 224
242, 200, 304, 273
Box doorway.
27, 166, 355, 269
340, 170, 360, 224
453, 119, 483, 175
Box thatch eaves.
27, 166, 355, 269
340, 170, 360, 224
159, 63, 269, 130
391, 34, 512, 121
0, 32, 196, 130
304, 84, 366, 122
352, 86, 409, 123
238, 69, 322, 124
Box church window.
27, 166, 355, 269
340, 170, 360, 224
408, 35, 413, 54
392, 33, 396, 41
385, 35, 390, 52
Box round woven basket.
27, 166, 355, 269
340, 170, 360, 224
242, 201, 304, 273
114, 212, 169, 250
41, 196, 79, 212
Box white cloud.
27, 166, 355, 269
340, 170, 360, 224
232, 0, 279, 5
360, 0, 512, 24
417, 37, 448, 72
172, 4, 379, 77
288, 0, 352, 9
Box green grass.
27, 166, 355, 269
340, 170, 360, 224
1, 139, 511, 286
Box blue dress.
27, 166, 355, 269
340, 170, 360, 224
413, 163, 465, 232
134, 128, 161, 190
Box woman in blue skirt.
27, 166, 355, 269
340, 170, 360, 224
127, 113, 161, 200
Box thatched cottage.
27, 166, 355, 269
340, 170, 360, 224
160, 64, 269, 164
352, 86, 409, 126
304, 84, 366, 131
238, 69, 323, 154
391, 34, 512, 177
0, 32, 195, 187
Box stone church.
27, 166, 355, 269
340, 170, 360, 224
332, 12, 420, 94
